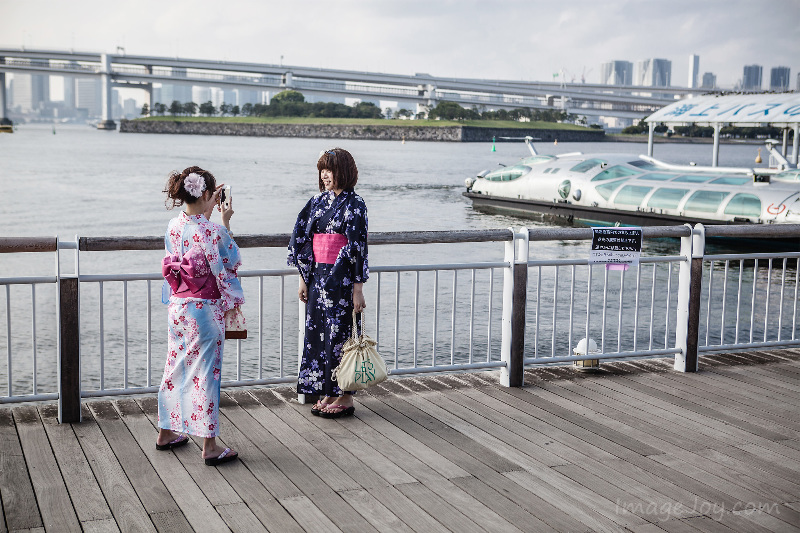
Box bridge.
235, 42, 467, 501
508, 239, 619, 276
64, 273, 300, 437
0, 48, 708, 129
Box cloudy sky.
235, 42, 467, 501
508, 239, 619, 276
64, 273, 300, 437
2, 0, 799, 89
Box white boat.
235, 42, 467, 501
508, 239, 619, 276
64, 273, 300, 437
464, 138, 800, 227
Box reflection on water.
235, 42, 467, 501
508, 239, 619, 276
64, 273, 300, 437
0, 125, 795, 395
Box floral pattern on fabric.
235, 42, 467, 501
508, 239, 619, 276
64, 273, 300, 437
158, 211, 243, 438
288, 190, 369, 396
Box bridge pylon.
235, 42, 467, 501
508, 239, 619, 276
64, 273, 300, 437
97, 54, 116, 130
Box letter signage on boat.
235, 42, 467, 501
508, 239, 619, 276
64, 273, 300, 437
589, 227, 642, 267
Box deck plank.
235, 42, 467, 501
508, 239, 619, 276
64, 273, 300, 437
37, 405, 113, 524
97, 401, 231, 532
65, 405, 157, 533
219, 391, 379, 533
12, 405, 81, 532
1, 350, 800, 532
0, 409, 41, 531
85, 400, 179, 516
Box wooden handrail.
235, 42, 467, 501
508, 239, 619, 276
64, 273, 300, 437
0, 237, 58, 253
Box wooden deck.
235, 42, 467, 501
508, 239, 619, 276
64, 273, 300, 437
1, 351, 800, 533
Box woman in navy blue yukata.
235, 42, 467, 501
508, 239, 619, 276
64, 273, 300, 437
288, 147, 369, 418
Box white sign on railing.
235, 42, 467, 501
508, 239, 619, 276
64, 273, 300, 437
589, 227, 642, 270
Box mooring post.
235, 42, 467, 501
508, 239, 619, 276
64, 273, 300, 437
59, 275, 81, 422
675, 224, 703, 372
502, 227, 527, 387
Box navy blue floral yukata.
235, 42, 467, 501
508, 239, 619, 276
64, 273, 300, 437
288, 190, 369, 396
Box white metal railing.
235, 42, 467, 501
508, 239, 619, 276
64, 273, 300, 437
2, 225, 799, 421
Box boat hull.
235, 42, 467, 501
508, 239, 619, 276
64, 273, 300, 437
463, 191, 759, 227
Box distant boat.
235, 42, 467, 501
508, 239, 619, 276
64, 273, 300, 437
0, 124, 12, 134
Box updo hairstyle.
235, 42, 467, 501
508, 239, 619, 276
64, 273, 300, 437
164, 166, 217, 208
317, 148, 358, 192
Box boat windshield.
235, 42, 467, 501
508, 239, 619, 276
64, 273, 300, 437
591, 165, 642, 182
724, 194, 761, 218
684, 191, 730, 213
571, 159, 606, 173
773, 170, 800, 182
484, 165, 531, 182
711, 177, 752, 185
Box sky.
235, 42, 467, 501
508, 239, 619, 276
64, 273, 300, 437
2, 0, 799, 91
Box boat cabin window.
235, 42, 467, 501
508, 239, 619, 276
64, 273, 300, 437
591, 165, 642, 182
684, 190, 730, 213
673, 174, 715, 183
551, 168, 560, 174
711, 177, 751, 185
543, 168, 552, 173
639, 173, 676, 181
724, 194, 761, 218
520, 155, 555, 165
570, 159, 606, 173
614, 185, 652, 206
773, 170, 800, 182
647, 188, 689, 209
628, 160, 659, 170
595, 181, 628, 200
484, 165, 531, 182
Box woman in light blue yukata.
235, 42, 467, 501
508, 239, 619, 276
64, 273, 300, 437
156, 166, 244, 466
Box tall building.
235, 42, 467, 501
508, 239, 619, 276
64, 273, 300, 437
701, 72, 717, 89
797, 73, 800, 92
76, 77, 101, 117
770, 67, 790, 91
12, 73, 50, 112
742, 65, 762, 91
688, 54, 699, 88
236, 89, 260, 106
600, 61, 633, 85
634, 59, 671, 87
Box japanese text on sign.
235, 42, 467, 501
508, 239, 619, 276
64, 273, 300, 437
589, 227, 642, 266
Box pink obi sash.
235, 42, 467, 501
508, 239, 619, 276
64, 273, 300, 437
313, 233, 348, 264
162, 245, 221, 299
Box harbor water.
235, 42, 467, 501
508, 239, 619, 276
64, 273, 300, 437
0, 124, 793, 396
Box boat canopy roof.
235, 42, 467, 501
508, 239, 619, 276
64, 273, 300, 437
645, 93, 800, 127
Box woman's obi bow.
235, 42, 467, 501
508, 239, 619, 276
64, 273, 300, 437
162, 246, 221, 299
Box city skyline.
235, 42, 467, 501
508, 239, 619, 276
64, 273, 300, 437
2, 0, 798, 90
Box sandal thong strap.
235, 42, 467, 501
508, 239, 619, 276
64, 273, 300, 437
217, 448, 232, 460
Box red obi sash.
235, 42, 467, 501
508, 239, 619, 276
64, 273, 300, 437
313, 233, 348, 264
162, 245, 221, 299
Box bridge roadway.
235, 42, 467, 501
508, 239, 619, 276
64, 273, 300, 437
1, 350, 799, 532
0, 48, 710, 128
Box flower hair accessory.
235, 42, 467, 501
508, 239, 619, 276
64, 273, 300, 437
183, 173, 206, 198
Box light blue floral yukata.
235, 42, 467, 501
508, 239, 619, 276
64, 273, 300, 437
158, 212, 244, 438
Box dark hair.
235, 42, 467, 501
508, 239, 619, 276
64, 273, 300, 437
317, 147, 358, 191
163, 166, 217, 209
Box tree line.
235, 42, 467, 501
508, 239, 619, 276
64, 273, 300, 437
141, 90, 578, 123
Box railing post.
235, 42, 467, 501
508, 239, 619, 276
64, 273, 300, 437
58, 275, 81, 422
297, 278, 308, 404
501, 228, 526, 387
675, 224, 703, 372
